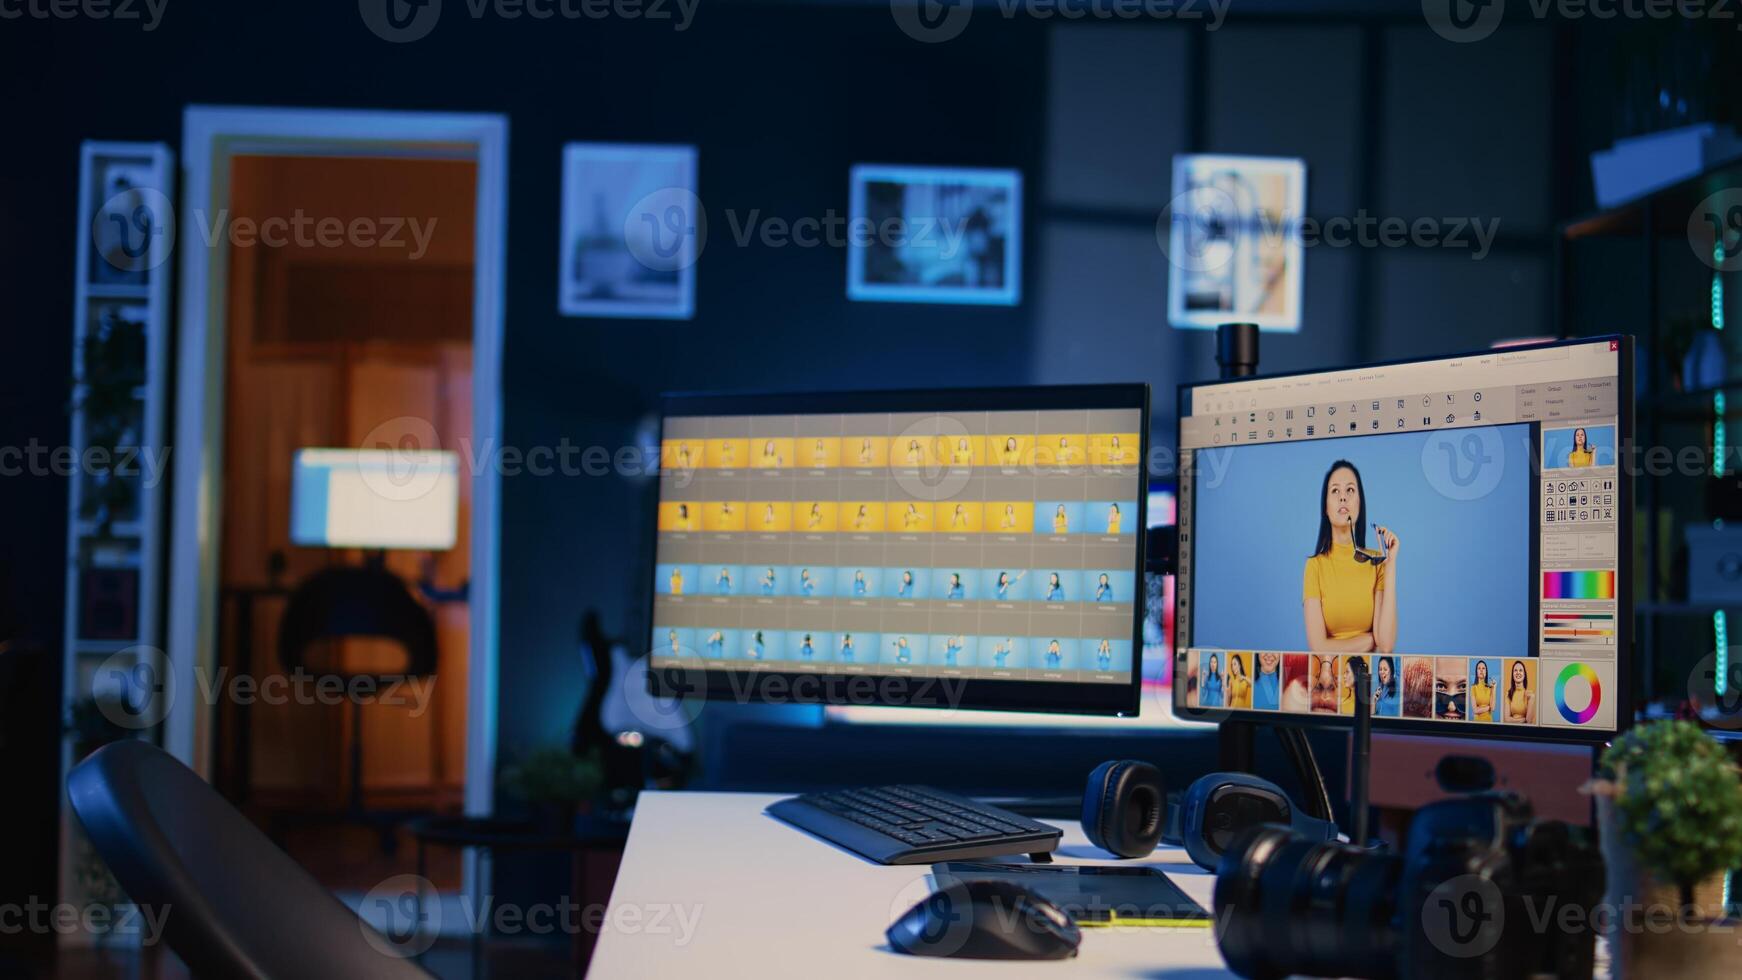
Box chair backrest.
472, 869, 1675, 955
278, 564, 438, 678
67, 740, 432, 979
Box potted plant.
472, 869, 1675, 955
1587, 719, 1742, 976
501, 746, 604, 836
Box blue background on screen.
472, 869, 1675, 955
1031, 569, 1081, 603
884, 567, 932, 599
1541, 424, 1615, 468
1086, 570, 1135, 603
982, 636, 1027, 668
835, 631, 876, 663
1191, 425, 1532, 657
981, 568, 1029, 601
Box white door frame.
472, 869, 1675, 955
167, 105, 507, 830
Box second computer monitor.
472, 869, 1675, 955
1173, 337, 1630, 741
646, 384, 1150, 717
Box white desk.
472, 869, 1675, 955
589, 791, 1236, 979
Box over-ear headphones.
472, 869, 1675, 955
1080, 760, 1166, 859
1168, 772, 1339, 870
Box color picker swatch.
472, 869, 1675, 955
1543, 570, 1615, 600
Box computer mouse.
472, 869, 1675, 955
885, 877, 1081, 960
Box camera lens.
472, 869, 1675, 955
1213, 825, 1402, 980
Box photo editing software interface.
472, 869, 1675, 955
648, 405, 1146, 688
1175, 338, 1625, 735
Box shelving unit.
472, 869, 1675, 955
1559, 157, 1742, 720
59, 141, 174, 946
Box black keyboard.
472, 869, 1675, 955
766, 785, 1062, 865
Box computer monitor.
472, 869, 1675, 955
289, 448, 460, 551
644, 385, 1150, 716
1173, 336, 1631, 741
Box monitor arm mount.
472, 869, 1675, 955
1151, 322, 1339, 828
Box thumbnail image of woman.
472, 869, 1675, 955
852, 569, 868, 596
946, 573, 965, 600
720, 442, 737, 466
1096, 639, 1115, 673
1302, 460, 1400, 654
1469, 659, 1496, 721
1095, 573, 1114, 602
1000, 504, 1018, 530
992, 639, 1013, 668
1338, 657, 1356, 715
1372, 656, 1400, 716
1226, 652, 1251, 707
902, 503, 923, 530
1045, 640, 1065, 670
760, 567, 777, 595
858, 438, 874, 464
677, 443, 693, 469
905, 439, 924, 465
706, 630, 724, 657
852, 504, 871, 530
811, 438, 827, 465
799, 569, 816, 596
1001, 436, 1020, 465
1254, 652, 1281, 709
1056, 435, 1073, 464
666, 629, 682, 657
943, 635, 964, 666
1044, 572, 1065, 601
807, 503, 823, 529
676, 503, 693, 531
747, 630, 766, 660
799, 634, 815, 660
1309, 654, 1338, 713
1505, 659, 1535, 723
1199, 652, 1224, 706
762, 503, 777, 528
668, 567, 684, 595
952, 437, 972, 464
1566, 427, 1594, 467
897, 570, 916, 598
1434, 657, 1467, 720
1401, 657, 1434, 718
761, 440, 783, 467
840, 633, 856, 662
949, 503, 968, 529
1106, 503, 1122, 534
716, 567, 733, 594
891, 636, 913, 664
994, 570, 1026, 600
1053, 504, 1069, 534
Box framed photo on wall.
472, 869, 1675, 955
847, 164, 1021, 306
559, 143, 700, 320
1165, 154, 1306, 332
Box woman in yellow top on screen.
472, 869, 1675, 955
1505, 660, 1534, 723
1001, 437, 1020, 466
1053, 504, 1069, 534
1226, 653, 1252, 708
1566, 427, 1594, 467
1106, 503, 1121, 534
905, 439, 925, 465
903, 503, 923, 530
858, 438, 874, 464
675, 503, 693, 531
952, 437, 972, 464
1000, 503, 1017, 529
1303, 460, 1400, 654
1470, 659, 1496, 721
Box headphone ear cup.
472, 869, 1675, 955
1080, 760, 1165, 859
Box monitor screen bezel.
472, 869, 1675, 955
644, 382, 1151, 718
1173, 334, 1633, 744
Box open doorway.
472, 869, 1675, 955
215, 152, 475, 887
168, 108, 506, 901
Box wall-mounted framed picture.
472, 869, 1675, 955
1165, 154, 1306, 333
847, 164, 1021, 306
559, 143, 700, 320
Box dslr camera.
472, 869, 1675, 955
1213, 791, 1604, 980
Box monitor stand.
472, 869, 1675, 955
1203, 324, 1345, 830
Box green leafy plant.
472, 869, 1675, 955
1599, 719, 1742, 910
501, 746, 604, 804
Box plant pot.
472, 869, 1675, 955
1595, 794, 1740, 978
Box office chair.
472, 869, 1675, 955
67, 739, 432, 978
279, 562, 439, 847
